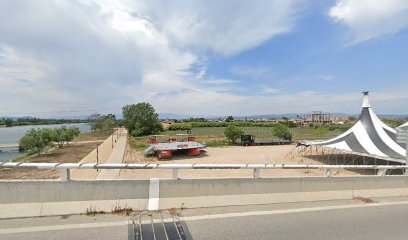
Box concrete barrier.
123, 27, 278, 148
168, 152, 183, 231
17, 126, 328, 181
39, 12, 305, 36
0, 180, 149, 218
1, 176, 408, 218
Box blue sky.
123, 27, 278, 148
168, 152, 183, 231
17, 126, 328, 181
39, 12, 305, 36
0, 0, 408, 117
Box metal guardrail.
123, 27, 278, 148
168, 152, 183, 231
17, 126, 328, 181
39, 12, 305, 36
1, 162, 407, 181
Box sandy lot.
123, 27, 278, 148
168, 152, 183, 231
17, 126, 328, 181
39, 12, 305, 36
0, 143, 98, 179
120, 145, 360, 179
0, 131, 115, 180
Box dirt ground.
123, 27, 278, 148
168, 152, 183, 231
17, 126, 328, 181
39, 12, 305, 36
0, 133, 109, 180
120, 144, 360, 179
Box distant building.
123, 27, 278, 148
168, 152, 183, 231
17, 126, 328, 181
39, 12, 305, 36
300, 111, 331, 126
331, 116, 355, 124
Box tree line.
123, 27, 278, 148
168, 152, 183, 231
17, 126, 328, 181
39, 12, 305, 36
0, 117, 89, 127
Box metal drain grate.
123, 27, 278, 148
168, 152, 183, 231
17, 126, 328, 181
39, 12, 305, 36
128, 211, 193, 240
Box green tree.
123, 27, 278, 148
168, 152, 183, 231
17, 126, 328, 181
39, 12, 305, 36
64, 127, 80, 143
51, 127, 66, 148
122, 102, 163, 137
4, 118, 13, 127
91, 114, 116, 131
19, 128, 53, 155
225, 116, 234, 122
224, 125, 244, 144
51, 127, 81, 148
273, 124, 292, 140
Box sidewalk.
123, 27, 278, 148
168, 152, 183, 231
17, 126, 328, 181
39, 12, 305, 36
96, 130, 127, 180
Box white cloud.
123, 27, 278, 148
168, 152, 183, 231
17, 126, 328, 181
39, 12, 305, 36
0, 0, 305, 117
261, 86, 281, 95
141, 0, 304, 56
329, 0, 408, 44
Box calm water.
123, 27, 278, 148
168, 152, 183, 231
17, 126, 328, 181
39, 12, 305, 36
0, 123, 91, 162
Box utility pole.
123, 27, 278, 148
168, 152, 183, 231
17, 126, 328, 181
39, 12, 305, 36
96, 144, 99, 172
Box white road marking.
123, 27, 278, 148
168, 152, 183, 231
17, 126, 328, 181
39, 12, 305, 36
2, 200, 408, 234
148, 178, 160, 211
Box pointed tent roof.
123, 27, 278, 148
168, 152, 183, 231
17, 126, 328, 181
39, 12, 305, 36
300, 92, 406, 163
398, 122, 408, 129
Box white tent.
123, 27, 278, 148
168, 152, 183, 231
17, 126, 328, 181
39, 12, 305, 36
299, 92, 406, 163
398, 122, 408, 129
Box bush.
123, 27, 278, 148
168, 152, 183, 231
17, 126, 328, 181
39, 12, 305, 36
168, 123, 192, 131
187, 121, 278, 128
287, 121, 297, 128
273, 124, 292, 140
224, 125, 244, 144
19, 128, 53, 155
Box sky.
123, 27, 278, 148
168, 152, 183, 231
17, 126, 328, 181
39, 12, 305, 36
0, 0, 408, 117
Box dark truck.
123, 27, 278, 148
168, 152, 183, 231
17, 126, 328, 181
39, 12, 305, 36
240, 134, 292, 146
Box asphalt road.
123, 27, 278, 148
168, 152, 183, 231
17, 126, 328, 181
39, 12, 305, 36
186, 202, 408, 240
2, 198, 408, 240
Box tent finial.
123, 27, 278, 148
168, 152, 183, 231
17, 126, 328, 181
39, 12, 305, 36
362, 91, 370, 108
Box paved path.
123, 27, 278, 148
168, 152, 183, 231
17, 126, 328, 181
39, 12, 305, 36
96, 130, 127, 180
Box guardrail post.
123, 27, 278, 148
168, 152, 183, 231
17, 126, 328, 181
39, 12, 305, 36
325, 169, 333, 177
253, 168, 260, 179
60, 169, 70, 182
377, 169, 387, 176
172, 169, 179, 180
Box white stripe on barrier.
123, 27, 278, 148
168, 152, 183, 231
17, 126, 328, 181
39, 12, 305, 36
148, 178, 160, 211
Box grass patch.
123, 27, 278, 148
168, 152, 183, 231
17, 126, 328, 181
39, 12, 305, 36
202, 139, 229, 147
128, 137, 150, 150
75, 130, 112, 141
86, 206, 133, 216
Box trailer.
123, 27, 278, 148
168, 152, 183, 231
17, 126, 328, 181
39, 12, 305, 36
241, 134, 292, 146
144, 134, 206, 159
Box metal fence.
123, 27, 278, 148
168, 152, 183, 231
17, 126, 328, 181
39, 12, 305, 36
1, 162, 407, 181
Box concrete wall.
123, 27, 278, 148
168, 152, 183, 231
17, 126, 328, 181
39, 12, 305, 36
159, 176, 408, 209
0, 180, 149, 218
71, 133, 117, 180
1, 176, 408, 218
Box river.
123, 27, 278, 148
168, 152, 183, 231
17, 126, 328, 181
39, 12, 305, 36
0, 123, 91, 162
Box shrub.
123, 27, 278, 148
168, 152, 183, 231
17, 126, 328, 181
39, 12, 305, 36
168, 123, 192, 131
19, 128, 53, 155
224, 125, 244, 144
288, 121, 298, 128
273, 124, 292, 140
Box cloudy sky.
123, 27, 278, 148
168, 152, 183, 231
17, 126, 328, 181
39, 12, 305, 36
1, 0, 408, 117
